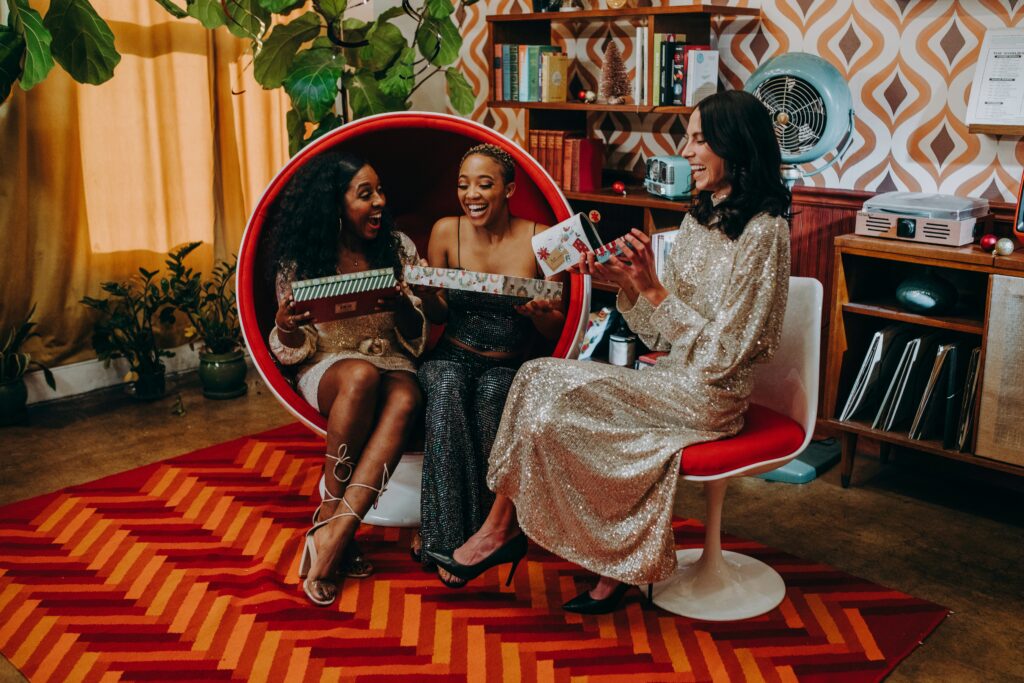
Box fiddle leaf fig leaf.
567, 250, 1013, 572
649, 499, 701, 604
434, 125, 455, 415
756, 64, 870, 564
445, 68, 474, 115
256, 0, 304, 14
224, 0, 270, 41
186, 0, 227, 29
152, 0, 189, 19
10, 0, 54, 91
425, 0, 454, 19
357, 21, 403, 72
379, 45, 413, 99
254, 12, 321, 88
286, 108, 305, 156
346, 68, 406, 119
416, 16, 460, 68
377, 6, 406, 22
283, 47, 343, 122
43, 0, 120, 85
0, 28, 26, 103
307, 111, 344, 144
317, 0, 348, 21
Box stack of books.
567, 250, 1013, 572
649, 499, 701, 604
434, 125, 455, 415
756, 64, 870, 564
529, 130, 603, 192
839, 323, 980, 451
493, 44, 568, 102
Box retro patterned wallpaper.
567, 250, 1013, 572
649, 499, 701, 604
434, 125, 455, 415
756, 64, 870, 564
452, 0, 1024, 202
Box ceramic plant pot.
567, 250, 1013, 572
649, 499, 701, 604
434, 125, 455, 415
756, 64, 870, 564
198, 350, 247, 399
895, 272, 958, 315
132, 366, 167, 401
0, 377, 29, 426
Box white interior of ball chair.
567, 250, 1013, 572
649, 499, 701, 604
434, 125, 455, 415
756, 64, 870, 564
651, 277, 822, 621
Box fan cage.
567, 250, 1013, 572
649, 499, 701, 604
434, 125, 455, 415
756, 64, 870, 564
753, 75, 828, 158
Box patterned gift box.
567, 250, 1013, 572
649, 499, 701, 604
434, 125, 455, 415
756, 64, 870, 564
403, 265, 563, 301
291, 268, 397, 302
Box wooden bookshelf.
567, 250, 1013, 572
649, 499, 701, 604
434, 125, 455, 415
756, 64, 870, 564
486, 4, 754, 244
825, 234, 1024, 487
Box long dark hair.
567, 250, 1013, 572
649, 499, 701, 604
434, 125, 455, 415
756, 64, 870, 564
265, 151, 402, 281
689, 90, 791, 240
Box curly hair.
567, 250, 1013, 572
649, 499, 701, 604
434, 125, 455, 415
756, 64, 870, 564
688, 90, 792, 240
264, 151, 403, 283
461, 143, 516, 184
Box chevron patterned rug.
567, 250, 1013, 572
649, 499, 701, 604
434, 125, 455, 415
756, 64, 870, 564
0, 423, 946, 682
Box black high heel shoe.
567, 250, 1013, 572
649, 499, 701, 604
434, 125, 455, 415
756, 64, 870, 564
423, 533, 528, 587
562, 583, 654, 615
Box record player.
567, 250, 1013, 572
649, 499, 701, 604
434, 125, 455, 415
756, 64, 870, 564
855, 192, 989, 247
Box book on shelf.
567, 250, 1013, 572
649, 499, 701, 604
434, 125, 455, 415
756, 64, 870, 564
684, 49, 718, 106
291, 268, 397, 322
659, 42, 710, 106
541, 53, 570, 102
955, 346, 982, 451
493, 44, 503, 101
838, 324, 907, 422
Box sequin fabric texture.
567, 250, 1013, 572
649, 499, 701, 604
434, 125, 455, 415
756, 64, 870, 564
268, 232, 427, 411
418, 340, 520, 563
487, 212, 791, 585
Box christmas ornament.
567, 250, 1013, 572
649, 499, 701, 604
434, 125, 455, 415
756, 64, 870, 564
979, 234, 998, 251
577, 89, 587, 102
584, 90, 596, 103
995, 237, 1016, 256
611, 180, 626, 195
600, 41, 629, 105
607, 0, 627, 7
588, 209, 602, 224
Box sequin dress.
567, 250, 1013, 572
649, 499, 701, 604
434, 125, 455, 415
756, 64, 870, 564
487, 211, 790, 585
268, 232, 427, 411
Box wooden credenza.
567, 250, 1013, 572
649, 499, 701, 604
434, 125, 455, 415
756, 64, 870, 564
823, 234, 1024, 487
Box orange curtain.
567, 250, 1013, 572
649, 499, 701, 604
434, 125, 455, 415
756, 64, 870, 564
0, 1, 289, 366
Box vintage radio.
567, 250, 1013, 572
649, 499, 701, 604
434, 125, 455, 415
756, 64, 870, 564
644, 156, 690, 200
855, 192, 989, 247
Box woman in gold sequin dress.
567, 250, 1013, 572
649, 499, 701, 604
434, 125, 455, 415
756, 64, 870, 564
427, 90, 793, 614
266, 152, 427, 606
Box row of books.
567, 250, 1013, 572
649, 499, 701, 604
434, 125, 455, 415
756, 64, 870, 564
839, 323, 981, 451
493, 45, 569, 103
635, 28, 717, 106
528, 129, 603, 192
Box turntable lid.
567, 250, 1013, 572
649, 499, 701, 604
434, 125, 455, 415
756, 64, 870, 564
863, 192, 989, 221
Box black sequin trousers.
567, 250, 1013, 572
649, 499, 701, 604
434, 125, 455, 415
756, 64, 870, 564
417, 340, 520, 562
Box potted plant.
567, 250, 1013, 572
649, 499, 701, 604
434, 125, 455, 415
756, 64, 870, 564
165, 242, 247, 399
0, 304, 56, 426
80, 267, 177, 401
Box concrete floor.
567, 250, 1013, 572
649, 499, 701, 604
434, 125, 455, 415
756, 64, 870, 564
2, 372, 1022, 682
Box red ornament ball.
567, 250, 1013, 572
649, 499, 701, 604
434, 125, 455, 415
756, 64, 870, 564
578, 89, 588, 101
611, 181, 626, 194
979, 234, 998, 250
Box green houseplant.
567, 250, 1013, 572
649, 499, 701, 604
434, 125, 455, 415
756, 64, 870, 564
2, 0, 475, 153
0, 304, 56, 426
80, 266, 177, 401
165, 241, 248, 399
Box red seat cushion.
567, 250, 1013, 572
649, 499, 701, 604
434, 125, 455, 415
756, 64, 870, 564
680, 404, 805, 478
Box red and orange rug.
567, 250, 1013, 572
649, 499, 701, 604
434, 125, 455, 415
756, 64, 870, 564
0, 424, 946, 682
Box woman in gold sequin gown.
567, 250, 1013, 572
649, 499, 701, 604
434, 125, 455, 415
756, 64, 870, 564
266, 152, 427, 606
426, 91, 793, 614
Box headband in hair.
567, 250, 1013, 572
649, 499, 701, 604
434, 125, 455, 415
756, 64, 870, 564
462, 143, 516, 181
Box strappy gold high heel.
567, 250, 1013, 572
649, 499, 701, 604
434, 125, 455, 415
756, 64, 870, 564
298, 462, 391, 606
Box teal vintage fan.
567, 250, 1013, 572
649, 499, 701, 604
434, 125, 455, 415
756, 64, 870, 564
744, 52, 855, 188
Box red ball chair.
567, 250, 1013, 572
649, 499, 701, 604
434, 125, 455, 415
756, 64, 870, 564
237, 112, 590, 525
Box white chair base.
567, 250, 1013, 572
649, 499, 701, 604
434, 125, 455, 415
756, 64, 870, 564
319, 453, 423, 527
651, 548, 786, 621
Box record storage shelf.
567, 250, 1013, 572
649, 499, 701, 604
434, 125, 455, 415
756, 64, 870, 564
824, 234, 1024, 487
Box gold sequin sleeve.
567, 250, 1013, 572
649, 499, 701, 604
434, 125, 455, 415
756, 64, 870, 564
268, 266, 317, 366
652, 214, 789, 381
